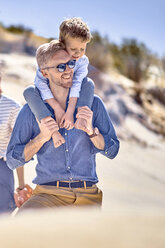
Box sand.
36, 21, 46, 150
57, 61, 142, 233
0, 53, 165, 247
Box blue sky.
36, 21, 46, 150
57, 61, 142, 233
0, 0, 164, 56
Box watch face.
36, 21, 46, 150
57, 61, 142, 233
95, 127, 99, 135
89, 127, 99, 138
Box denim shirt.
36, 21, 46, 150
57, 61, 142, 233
7, 96, 119, 185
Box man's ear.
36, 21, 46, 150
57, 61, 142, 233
41, 69, 49, 79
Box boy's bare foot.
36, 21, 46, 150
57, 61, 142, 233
52, 131, 65, 148
74, 118, 88, 131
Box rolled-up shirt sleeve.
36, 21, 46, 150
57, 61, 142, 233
6, 105, 34, 170
91, 96, 120, 159
69, 56, 89, 98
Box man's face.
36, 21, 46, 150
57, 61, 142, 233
42, 50, 74, 89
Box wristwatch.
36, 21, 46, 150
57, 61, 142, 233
88, 127, 99, 138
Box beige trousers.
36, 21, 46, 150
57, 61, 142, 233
17, 184, 103, 214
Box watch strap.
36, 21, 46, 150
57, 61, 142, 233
88, 127, 99, 138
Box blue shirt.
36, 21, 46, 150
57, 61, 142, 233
6, 95, 120, 185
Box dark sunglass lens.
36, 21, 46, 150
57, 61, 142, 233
68, 60, 76, 69
57, 64, 66, 72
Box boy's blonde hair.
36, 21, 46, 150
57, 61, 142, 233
59, 17, 92, 43
36, 40, 65, 69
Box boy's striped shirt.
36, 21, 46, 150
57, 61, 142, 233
0, 95, 21, 159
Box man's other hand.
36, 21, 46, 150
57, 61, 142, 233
75, 106, 93, 135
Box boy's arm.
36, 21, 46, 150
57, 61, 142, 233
69, 56, 89, 98
60, 56, 89, 129
34, 67, 54, 101
16, 166, 25, 189
71, 57, 94, 109
46, 98, 65, 124
15, 167, 33, 208
66, 97, 77, 115
35, 67, 65, 123
60, 97, 77, 129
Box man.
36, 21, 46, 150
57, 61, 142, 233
0, 72, 31, 214
7, 40, 119, 212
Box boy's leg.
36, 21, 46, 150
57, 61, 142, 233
23, 86, 52, 121
24, 86, 65, 147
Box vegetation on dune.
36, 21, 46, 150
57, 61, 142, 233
0, 23, 164, 86
0, 22, 32, 34
87, 32, 164, 85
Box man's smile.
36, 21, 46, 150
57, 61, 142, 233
62, 73, 72, 79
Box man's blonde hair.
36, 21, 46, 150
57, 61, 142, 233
36, 40, 65, 69
59, 17, 92, 43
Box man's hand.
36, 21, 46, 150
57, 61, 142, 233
75, 106, 93, 134
24, 117, 59, 162
39, 116, 59, 142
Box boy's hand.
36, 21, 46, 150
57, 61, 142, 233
54, 107, 65, 125
14, 184, 33, 208
60, 111, 74, 130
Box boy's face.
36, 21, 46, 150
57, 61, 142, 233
65, 37, 87, 60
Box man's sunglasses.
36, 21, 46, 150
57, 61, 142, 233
42, 59, 76, 72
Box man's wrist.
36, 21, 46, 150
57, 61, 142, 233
87, 127, 100, 138
38, 133, 50, 144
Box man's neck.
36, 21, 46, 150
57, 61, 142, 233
50, 83, 69, 110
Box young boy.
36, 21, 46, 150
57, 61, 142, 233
0, 72, 32, 213
24, 17, 94, 148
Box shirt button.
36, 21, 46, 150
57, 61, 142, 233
66, 149, 69, 152
65, 133, 67, 136
105, 151, 107, 154
70, 177, 72, 180
68, 166, 70, 170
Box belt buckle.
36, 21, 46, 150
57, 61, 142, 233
68, 181, 72, 188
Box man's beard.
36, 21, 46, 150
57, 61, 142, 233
50, 75, 72, 89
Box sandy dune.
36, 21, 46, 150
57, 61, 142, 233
0, 53, 165, 247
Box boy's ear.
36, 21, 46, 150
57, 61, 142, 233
41, 69, 48, 78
